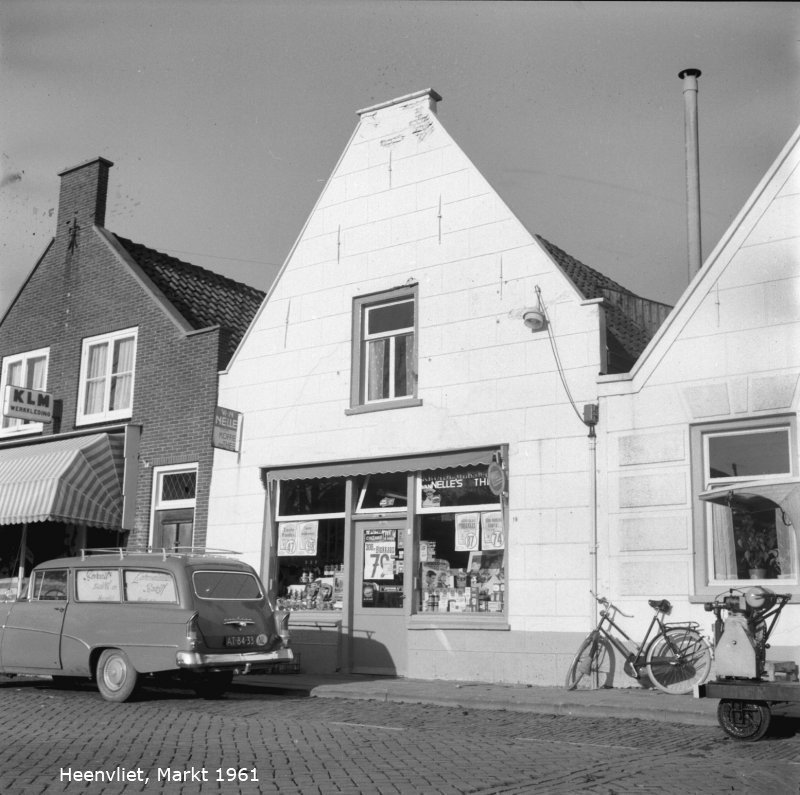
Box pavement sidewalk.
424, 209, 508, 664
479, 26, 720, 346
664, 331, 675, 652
236, 672, 723, 727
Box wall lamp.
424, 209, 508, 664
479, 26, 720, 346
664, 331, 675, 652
522, 308, 547, 332
522, 285, 549, 332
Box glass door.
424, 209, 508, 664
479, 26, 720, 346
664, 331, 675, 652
351, 519, 407, 675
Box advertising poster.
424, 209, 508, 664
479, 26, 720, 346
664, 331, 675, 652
277, 521, 319, 556
363, 528, 396, 580
481, 511, 505, 550
454, 513, 480, 551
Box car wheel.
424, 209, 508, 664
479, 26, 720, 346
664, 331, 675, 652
96, 649, 139, 702
192, 671, 233, 700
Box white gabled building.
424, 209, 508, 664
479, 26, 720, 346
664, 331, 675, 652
598, 123, 800, 671
207, 89, 670, 683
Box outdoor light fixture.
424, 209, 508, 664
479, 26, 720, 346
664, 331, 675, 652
522, 308, 547, 332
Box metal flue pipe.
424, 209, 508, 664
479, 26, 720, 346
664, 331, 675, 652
679, 68, 702, 281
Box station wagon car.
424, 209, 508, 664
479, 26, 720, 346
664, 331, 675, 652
0, 550, 292, 702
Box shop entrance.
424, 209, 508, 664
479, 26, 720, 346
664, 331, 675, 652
351, 519, 407, 675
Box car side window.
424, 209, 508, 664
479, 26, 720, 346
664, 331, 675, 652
76, 569, 121, 601
123, 570, 177, 603
31, 570, 68, 601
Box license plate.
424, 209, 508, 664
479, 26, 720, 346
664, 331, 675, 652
224, 635, 255, 648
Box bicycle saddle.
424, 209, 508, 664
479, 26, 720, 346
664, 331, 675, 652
648, 599, 672, 614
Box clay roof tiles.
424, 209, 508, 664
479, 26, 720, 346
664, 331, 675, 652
114, 236, 265, 365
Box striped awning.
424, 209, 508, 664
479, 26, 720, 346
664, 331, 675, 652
0, 434, 124, 528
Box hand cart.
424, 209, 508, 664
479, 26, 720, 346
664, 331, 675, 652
695, 587, 798, 741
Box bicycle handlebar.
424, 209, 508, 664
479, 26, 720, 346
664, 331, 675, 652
590, 590, 633, 618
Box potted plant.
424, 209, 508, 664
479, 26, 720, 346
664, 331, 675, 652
737, 522, 780, 579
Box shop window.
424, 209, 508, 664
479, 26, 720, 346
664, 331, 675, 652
695, 421, 797, 587
356, 473, 408, 513
0, 348, 48, 437
76, 327, 137, 425
415, 466, 505, 614
275, 478, 346, 612
348, 286, 420, 413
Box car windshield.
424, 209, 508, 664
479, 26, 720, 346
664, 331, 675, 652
192, 570, 263, 600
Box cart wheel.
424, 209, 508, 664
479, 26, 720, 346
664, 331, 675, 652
717, 699, 771, 741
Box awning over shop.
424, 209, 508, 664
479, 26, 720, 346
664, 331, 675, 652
265, 447, 500, 483
0, 434, 124, 528
699, 479, 800, 528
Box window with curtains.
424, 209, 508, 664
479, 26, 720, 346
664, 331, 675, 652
348, 286, 419, 413
0, 348, 49, 436
77, 328, 137, 424
695, 420, 797, 586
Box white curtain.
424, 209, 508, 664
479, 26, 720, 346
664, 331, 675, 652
110, 337, 134, 410
775, 508, 797, 578
367, 339, 388, 401
84, 343, 108, 414
711, 503, 737, 579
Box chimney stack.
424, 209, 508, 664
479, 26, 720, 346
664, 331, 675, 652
56, 157, 114, 238
679, 69, 702, 281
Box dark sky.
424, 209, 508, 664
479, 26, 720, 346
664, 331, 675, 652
1, 1, 798, 314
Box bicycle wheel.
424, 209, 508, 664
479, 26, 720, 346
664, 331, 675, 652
645, 626, 712, 695
564, 632, 612, 690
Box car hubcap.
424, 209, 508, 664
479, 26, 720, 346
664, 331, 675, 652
105, 658, 126, 690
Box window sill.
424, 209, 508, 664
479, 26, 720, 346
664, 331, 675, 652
345, 398, 423, 416
284, 611, 343, 628
408, 614, 509, 631
690, 587, 799, 604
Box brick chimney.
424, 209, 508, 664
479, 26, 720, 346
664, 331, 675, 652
56, 157, 113, 237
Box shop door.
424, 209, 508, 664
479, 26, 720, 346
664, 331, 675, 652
153, 509, 194, 551
351, 519, 407, 676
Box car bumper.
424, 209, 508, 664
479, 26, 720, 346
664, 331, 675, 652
176, 647, 294, 673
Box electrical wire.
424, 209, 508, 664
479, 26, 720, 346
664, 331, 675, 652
536, 285, 586, 426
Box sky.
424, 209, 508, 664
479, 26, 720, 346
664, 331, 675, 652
1, 1, 798, 315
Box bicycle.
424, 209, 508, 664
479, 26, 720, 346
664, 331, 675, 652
565, 592, 713, 694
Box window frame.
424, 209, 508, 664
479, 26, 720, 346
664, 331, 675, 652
0, 347, 49, 438
691, 415, 799, 599
76, 327, 138, 425
346, 285, 422, 414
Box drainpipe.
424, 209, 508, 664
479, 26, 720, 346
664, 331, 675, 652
679, 68, 702, 282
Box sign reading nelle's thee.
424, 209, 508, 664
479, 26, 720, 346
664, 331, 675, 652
3, 385, 54, 423
212, 406, 242, 452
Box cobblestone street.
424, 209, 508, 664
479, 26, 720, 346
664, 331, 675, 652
0, 678, 798, 794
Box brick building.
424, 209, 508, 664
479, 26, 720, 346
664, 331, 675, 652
0, 158, 264, 588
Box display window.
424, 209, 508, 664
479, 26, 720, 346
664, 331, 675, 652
697, 422, 797, 585
275, 478, 346, 611
415, 466, 505, 614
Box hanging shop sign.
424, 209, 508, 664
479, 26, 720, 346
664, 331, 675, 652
277, 521, 319, 556
487, 462, 506, 496
481, 512, 505, 550
212, 406, 242, 452
3, 385, 53, 423
363, 528, 397, 581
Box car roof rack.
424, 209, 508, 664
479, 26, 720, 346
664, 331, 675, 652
80, 547, 242, 561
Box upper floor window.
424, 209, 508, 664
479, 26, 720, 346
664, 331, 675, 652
348, 286, 420, 413
694, 420, 797, 590
77, 328, 137, 425
0, 348, 49, 437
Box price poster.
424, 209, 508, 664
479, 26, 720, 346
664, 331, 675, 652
278, 521, 319, 556
454, 513, 480, 551
481, 512, 504, 550
363, 528, 396, 580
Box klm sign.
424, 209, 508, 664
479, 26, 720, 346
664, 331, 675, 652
3, 386, 54, 423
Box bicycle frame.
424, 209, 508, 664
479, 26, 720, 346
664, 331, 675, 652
593, 600, 699, 679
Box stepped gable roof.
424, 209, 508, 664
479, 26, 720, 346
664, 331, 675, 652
114, 236, 265, 362
536, 235, 672, 373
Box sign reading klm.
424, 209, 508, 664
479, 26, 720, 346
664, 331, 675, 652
3, 385, 54, 423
